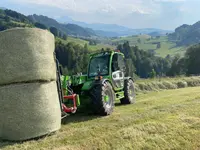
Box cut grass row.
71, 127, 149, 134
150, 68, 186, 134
135, 76, 200, 93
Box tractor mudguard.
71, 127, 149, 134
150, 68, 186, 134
93, 79, 109, 85
81, 79, 111, 91
124, 77, 134, 82
90, 79, 111, 89
81, 80, 93, 91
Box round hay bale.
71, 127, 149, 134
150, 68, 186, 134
0, 28, 56, 85
0, 81, 61, 141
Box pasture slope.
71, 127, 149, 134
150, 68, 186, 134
1, 85, 200, 150
112, 35, 186, 57
57, 35, 187, 57
57, 37, 114, 51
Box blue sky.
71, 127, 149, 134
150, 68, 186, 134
0, 0, 199, 30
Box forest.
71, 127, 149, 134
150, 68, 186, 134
55, 39, 200, 78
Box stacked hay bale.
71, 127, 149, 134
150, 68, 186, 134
0, 28, 61, 141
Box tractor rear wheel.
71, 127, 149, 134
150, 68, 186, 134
90, 81, 115, 116
120, 79, 135, 104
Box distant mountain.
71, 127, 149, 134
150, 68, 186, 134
64, 24, 96, 37
56, 16, 172, 37
75, 23, 132, 32
95, 27, 172, 37
0, 7, 6, 10
0, 8, 172, 38
168, 21, 200, 46
95, 30, 123, 37
149, 31, 170, 37
28, 14, 96, 37
0, 9, 96, 37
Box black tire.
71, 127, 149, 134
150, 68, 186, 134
89, 81, 115, 116
120, 79, 135, 104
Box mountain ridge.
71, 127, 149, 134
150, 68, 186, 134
0, 9, 97, 37
56, 16, 173, 37
28, 14, 96, 37
168, 21, 200, 46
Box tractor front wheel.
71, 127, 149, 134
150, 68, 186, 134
90, 81, 115, 116
120, 79, 135, 104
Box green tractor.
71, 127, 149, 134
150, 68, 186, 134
59, 50, 136, 116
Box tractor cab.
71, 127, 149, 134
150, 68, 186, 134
87, 50, 126, 91
88, 51, 110, 78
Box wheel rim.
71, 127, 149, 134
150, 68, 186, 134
128, 84, 135, 101
104, 89, 112, 108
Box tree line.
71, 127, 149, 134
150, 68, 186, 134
117, 41, 171, 78
55, 40, 89, 75
118, 41, 200, 78
55, 39, 200, 79
167, 44, 200, 76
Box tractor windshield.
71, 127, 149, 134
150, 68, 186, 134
88, 55, 110, 77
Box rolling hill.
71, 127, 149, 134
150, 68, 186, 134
168, 21, 200, 46
111, 20, 200, 57
28, 14, 96, 37
111, 35, 187, 57
0, 9, 97, 37
0, 8, 114, 52
57, 37, 114, 51
0, 9, 33, 31
56, 16, 172, 37
0, 7, 6, 10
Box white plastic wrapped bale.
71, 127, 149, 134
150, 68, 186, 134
0, 28, 56, 85
0, 81, 61, 141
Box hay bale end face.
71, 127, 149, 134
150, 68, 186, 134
0, 81, 61, 141
0, 28, 56, 85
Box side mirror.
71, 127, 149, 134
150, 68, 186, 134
120, 66, 126, 72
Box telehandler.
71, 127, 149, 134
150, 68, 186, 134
57, 50, 136, 117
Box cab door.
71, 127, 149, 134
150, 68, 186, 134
111, 54, 125, 90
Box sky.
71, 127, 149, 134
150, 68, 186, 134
0, 0, 200, 30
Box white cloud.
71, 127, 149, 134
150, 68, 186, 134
12, 0, 77, 11
6, 0, 200, 30
152, 0, 185, 2
10, 0, 155, 15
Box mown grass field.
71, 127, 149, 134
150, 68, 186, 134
1, 86, 200, 150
